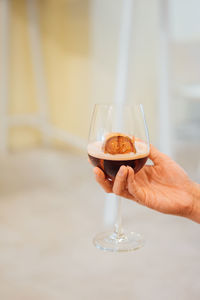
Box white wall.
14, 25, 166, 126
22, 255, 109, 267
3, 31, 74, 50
90, 0, 200, 149
170, 0, 200, 41
91, 0, 159, 144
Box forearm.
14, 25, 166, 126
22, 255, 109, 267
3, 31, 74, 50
189, 182, 200, 223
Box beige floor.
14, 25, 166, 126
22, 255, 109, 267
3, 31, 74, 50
0, 148, 199, 300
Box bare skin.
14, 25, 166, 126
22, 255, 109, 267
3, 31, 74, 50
93, 145, 200, 223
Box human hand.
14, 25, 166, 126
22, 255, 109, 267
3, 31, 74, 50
93, 145, 200, 223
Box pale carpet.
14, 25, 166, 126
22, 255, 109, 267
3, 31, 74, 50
0, 149, 199, 300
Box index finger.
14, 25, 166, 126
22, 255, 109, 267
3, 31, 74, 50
149, 144, 170, 166
93, 167, 113, 193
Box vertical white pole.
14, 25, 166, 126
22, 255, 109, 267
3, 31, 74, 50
158, 0, 172, 156
114, 0, 134, 107
26, 0, 50, 145
105, 0, 134, 226
0, 0, 10, 153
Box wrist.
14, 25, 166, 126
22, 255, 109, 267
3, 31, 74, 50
188, 182, 200, 223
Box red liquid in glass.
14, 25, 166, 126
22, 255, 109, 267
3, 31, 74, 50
88, 154, 148, 179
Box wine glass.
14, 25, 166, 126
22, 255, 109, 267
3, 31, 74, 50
87, 104, 150, 252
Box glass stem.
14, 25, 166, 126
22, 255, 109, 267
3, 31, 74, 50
114, 196, 124, 237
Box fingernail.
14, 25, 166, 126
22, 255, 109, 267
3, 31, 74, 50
118, 166, 125, 176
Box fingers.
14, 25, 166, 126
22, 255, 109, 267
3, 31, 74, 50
93, 165, 145, 203
127, 167, 144, 202
94, 167, 113, 193
148, 144, 170, 166
112, 166, 128, 196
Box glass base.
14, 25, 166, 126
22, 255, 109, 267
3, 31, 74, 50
93, 231, 145, 253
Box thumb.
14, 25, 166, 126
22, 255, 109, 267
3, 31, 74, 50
127, 167, 145, 202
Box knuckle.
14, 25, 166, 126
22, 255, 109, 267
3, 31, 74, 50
115, 191, 122, 196
113, 187, 122, 196
95, 176, 101, 183
127, 184, 134, 196
133, 197, 140, 203
179, 201, 193, 217
142, 197, 150, 207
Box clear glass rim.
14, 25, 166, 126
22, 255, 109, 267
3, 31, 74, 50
91, 103, 150, 146
93, 103, 144, 109
88, 103, 150, 154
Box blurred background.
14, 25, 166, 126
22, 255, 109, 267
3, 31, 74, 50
0, 0, 199, 299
